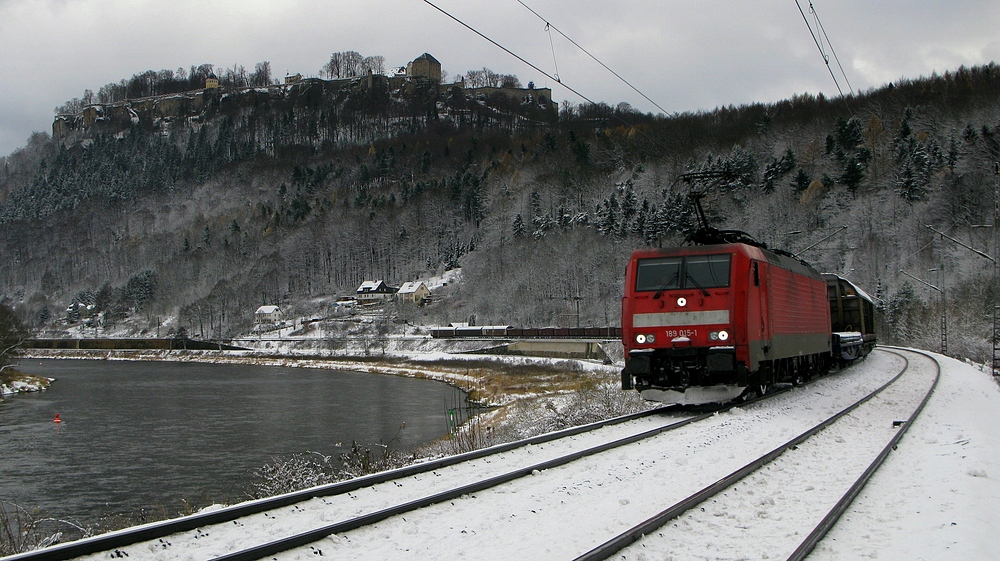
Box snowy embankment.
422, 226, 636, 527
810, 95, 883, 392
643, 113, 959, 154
810, 352, 1000, 559
53, 348, 999, 561
22, 337, 622, 408
0, 371, 52, 396
263, 349, 1000, 560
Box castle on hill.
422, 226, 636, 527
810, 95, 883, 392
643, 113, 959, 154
52, 53, 556, 141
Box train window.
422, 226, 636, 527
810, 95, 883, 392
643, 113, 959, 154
635, 257, 682, 292
685, 254, 732, 289
635, 254, 731, 292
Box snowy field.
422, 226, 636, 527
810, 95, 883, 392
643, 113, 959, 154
32, 347, 997, 561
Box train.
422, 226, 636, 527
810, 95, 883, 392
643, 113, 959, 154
430, 326, 622, 338
620, 241, 876, 406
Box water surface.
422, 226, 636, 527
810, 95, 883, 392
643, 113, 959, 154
0, 359, 463, 523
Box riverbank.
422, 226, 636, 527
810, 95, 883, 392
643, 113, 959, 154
3, 346, 647, 554
20, 346, 622, 407
0, 369, 52, 397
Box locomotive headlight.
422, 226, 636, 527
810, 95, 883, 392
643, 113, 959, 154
709, 330, 731, 342
635, 334, 647, 344
676, 297, 687, 307
645, 333, 655, 343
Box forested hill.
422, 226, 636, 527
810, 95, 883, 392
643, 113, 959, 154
1, 62, 1000, 360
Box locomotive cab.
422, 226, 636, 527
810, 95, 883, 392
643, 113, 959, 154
622, 246, 747, 404
622, 243, 832, 405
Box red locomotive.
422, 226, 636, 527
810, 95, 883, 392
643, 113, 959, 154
621, 243, 834, 404
620, 181, 874, 405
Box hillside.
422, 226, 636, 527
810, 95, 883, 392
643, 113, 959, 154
1, 62, 999, 360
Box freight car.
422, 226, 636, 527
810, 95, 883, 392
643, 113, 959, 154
823, 273, 877, 362
620, 243, 836, 405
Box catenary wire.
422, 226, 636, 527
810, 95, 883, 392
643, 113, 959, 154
421, 0, 600, 107
811, 1, 854, 95
545, 23, 561, 83
794, 0, 853, 115
516, 0, 672, 116
421, 0, 682, 157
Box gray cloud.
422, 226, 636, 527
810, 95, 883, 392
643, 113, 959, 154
2, 0, 998, 156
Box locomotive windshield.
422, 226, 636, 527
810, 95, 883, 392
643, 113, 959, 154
635, 254, 731, 292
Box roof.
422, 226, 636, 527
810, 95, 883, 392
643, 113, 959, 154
357, 280, 397, 293
414, 53, 440, 64
255, 305, 280, 314
398, 281, 429, 294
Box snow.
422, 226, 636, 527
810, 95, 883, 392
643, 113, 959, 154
0, 374, 52, 396
41, 348, 1000, 560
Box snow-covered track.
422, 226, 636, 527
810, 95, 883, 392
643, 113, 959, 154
4, 404, 699, 561
576, 347, 940, 560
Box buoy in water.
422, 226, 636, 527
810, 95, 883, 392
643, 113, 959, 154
53, 414, 62, 423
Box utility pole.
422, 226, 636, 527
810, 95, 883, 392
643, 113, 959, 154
899, 269, 945, 354
994, 163, 1000, 376
924, 224, 996, 360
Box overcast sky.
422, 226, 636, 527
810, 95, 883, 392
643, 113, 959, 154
2, 0, 998, 157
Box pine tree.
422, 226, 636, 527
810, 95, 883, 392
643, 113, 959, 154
512, 213, 526, 238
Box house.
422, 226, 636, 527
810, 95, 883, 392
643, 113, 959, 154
405, 53, 442, 82
254, 305, 282, 324
356, 280, 397, 303
397, 281, 431, 304
464, 84, 556, 112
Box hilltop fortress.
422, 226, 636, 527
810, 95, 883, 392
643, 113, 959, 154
52, 53, 556, 142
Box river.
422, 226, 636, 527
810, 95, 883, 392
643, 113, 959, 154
0, 359, 466, 525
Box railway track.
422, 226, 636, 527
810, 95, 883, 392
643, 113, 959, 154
5, 349, 917, 561
576, 347, 939, 560
6, 402, 701, 561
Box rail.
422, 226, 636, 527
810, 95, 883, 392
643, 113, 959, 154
573, 347, 939, 560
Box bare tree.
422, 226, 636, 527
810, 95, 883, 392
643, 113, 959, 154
0, 303, 28, 375
361, 55, 385, 76
464, 68, 509, 88
500, 74, 522, 89
249, 61, 273, 87
322, 51, 370, 79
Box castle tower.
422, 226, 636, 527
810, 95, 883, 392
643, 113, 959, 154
405, 53, 442, 83
205, 72, 220, 90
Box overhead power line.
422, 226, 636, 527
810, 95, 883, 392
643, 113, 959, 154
794, 0, 854, 102
421, 0, 675, 156
515, 0, 671, 116
810, 2, 854, 95
420, 0, 599, 107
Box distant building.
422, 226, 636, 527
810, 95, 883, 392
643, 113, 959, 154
406, 53, 442, 82
357, 280, 397, 303
284, 73, 303, 85
465, 84, 556, 112
254, 305, 282, 324
205, 73, 220, 90
397, 281, 431, 303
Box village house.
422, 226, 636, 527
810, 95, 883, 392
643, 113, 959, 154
254, 305, 282, 324
356, 280, 397, 303
397, 281, 431, 304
